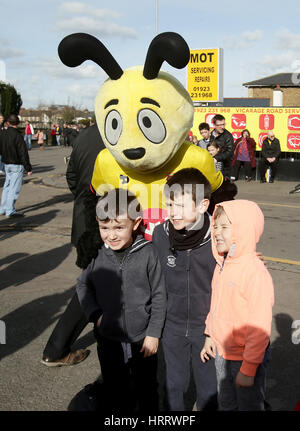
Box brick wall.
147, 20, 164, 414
248, 87, 300, 106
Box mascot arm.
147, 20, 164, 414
91, 150, 106, 195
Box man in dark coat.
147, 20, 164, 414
41, 124, 105, 366
66, 124, 105, 248
68, 125, 79, 147
209, 114, 234, 178
259, 131, 281, 183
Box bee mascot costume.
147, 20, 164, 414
58, 32, 237, 267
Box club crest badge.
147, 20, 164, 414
167, 255, 176, 267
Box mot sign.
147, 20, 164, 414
187, 49, 223, 103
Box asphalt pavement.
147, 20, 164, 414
0, 145, 299, 411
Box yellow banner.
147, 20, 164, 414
187, 49, 222, 102
192, 107, 300, 152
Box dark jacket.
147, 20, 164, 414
68, 128, 79, 147
210, 129, 234, 177
261, 137, 281, 159
76, 235, 167, 343
0, 127, 32, 172
152, 219, 216, 336
66, 125, 105, 247
232, 136, 257, 168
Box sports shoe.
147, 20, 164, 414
41, 349, 90, 367
8, 212, 24, 218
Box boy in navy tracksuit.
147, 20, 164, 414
152, 168, 218, 411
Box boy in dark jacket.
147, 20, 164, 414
76, 188, 166, 412
152, 168, 218, 411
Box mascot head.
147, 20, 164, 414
58, 32, 194, 173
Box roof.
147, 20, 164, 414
243, 73, 300, 87
206, 97, 270, 107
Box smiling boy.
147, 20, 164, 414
152, 168, 218, 411
76, 188, 166, 412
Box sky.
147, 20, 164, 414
1, 0, 300, 111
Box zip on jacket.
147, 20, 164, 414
152, 219, 215, 336
76, 235, 166, 343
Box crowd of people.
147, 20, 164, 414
22, 120, 91, 150
189, 114, 281, 183
0, 113, 94, 217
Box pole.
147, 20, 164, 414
156, 0, 158, 34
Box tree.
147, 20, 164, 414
0, 81, 22, 118
61, 105, 77, 124
78, 118, 90, 127
91, 112, 96, 124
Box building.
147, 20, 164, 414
243, 73, 300, 107
18, 106, 94, 129
197, 97, 270, 108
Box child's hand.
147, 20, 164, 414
140, 336, 159, 357
256, 251, 267, 266
235, 371, 254, 388
200, 337, 216, 362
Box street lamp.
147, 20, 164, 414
155, 0, 158, 34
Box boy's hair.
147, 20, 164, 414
212, 114, 225, 124
164, 168, 211, 204
214, 205, 226, 219
198, 122, 210, 132
96, 188, 142, 222
207, 140, 221, 151
7, 114, 20, 126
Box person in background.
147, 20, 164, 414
68, 124, 79, 147
37, 129, 44, 150
56, 124, 62, 146
51, 124, 57, 146
192, 135, 199, 146
209, 115, 234, 178
0, 114, 32, 217
198, 122, 211, 150
24, 120, 34, 151
0, 113, 4, 130
0, 113, 5, 174
207, 141, 223, 173
259, 131, 281, 183
231, 129, 256, 182
187, 131, 193, 142
62, 123, 69, 147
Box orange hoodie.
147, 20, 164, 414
205, 200, 274, 377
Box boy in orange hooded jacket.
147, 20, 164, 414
201, 200, 274, 410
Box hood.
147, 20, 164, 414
211, 200, 264, 262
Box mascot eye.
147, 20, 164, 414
105, 110, 123, 145
137, 109, 166, 144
